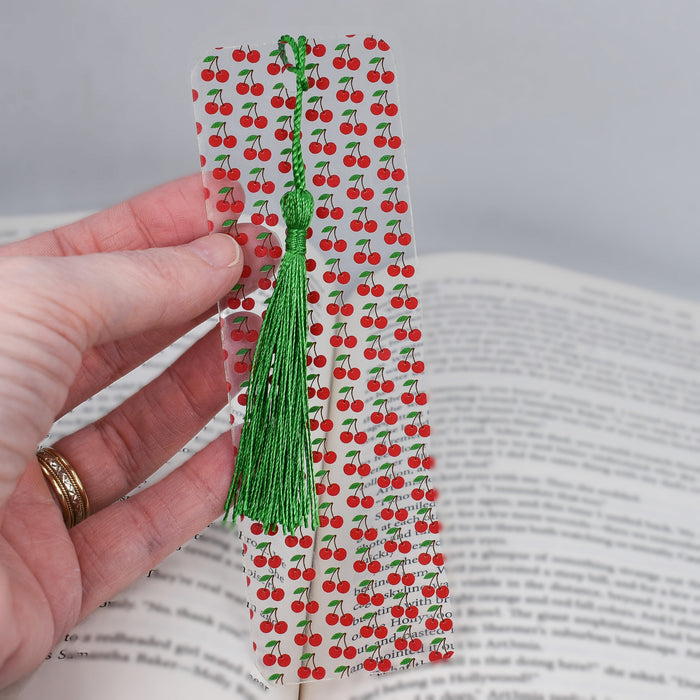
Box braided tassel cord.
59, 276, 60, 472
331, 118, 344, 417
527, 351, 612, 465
224, 35, 318, 534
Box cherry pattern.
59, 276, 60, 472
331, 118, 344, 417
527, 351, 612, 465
193, 35, 453, 684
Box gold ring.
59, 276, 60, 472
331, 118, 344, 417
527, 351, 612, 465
36, 447, 90, 528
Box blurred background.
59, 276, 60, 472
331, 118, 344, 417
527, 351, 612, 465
2, 0, 699, 298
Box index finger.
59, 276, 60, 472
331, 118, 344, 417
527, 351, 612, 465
0, 174, 228, 258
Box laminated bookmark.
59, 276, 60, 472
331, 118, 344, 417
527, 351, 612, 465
193, 35, 454, 685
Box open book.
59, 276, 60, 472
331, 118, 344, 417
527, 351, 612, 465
5, 211, 700, 697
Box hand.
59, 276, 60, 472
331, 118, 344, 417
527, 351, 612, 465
0, 176, 245, 688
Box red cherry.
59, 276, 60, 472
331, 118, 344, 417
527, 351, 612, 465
354, 562, 368, 577
259, 620, 273, 633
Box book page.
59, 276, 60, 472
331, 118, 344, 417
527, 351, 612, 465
0, 214, 295, 700
305, 252, 700, 699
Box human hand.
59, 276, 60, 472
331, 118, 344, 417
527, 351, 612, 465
0, 176, 245, 688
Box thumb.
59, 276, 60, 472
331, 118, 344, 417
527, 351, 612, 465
59, 232, 244, 347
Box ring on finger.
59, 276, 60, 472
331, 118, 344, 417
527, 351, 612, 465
36, 446, 91, 528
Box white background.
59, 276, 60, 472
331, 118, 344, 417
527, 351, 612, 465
2, 1, 699, 299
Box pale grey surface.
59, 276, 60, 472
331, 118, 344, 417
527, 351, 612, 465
2, 1, 699, 299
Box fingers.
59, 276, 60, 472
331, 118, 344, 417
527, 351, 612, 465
0, 235, 241, 505
0, 175, 226, 258
54, 326, 230, 510
71, 431, 238, 618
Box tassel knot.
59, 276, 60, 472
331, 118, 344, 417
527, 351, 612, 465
281, 189, 313, 254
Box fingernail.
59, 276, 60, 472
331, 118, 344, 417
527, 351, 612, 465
188, 234, 242, 268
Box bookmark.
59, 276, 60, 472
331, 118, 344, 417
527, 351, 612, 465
193, 34, 454, 685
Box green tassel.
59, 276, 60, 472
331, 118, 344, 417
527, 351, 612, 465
224, 36, 319, 534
